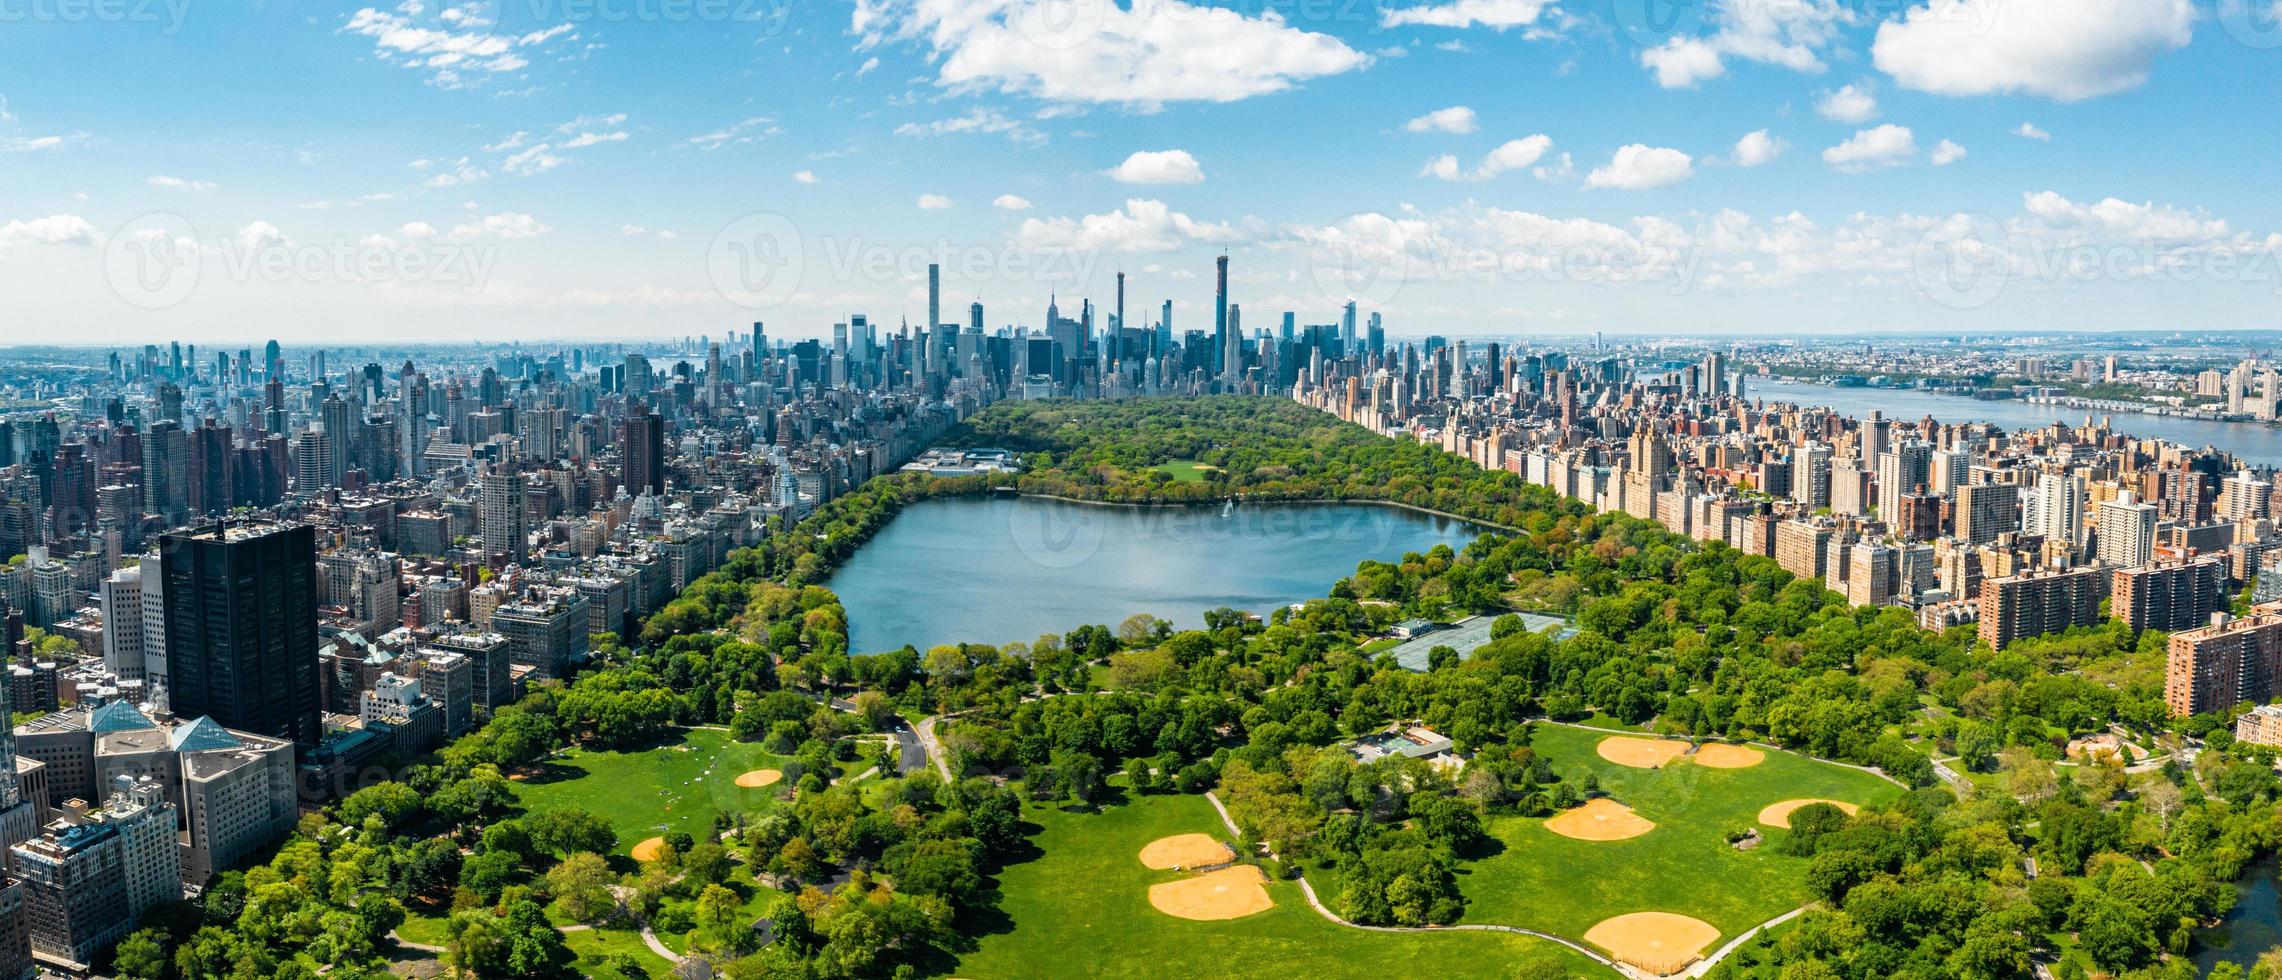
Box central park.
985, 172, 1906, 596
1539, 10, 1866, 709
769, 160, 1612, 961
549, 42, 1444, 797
108, 397, 2282, 980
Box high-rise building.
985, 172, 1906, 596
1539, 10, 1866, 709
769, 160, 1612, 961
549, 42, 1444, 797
13, 777, 176, 973
157, 523, 322, 746
2113, 555, 2229, 635
1791, 443, 1832, 511
1954, 483, 2021, 545
1874, 440, 1933, 520
2165, 605, 2282, 717
1978, 566, 2106, 651
2096, 490, 2159, 569
622, 404, 665, 498
476, 469, 526, 561
1214, 254, 1232, 386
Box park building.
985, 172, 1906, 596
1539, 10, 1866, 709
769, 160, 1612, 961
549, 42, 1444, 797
2236, 703, 2282, 748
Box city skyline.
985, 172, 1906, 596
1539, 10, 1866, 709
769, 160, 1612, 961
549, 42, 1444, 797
6, 0, 2282, 343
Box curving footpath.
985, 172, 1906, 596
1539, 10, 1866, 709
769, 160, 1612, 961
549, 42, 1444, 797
1201, 790, 1805, 980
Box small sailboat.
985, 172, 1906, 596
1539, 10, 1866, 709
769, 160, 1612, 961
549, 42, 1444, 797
1221, 499, 1234, 517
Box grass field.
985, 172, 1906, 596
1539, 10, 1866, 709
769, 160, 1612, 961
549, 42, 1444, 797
1461, 723, 1904, 944
564, 925, 664, 978
1151, 460, 1223, 482
513, 727, 795, 857
955, 786, 1612, 979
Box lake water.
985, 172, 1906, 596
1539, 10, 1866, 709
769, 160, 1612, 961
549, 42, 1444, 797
1748, 378, 2282, 468
2196, 853, 2282, 973
828, 495, 1483, 653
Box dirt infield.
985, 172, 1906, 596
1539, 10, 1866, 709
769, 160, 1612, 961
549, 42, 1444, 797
1596, 736, 1692, 769
1544, 798, 1657, 841
630, 837, 667, 862
1148, 865, 1275, 921
1139, 833, 1235, 870
734, 768, 785, 788
1691, 743, 1766, 769
1584, 911, 1721, 975
1757, 799, 1861, 828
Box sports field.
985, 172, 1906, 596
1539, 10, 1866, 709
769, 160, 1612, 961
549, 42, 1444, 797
512, 727, 796, 858
1464, 723, 1903, 954
955, 787, 1608, 979
1151, 459, 1224, 482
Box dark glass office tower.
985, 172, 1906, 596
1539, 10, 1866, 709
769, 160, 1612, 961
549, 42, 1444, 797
158, 522, 320, 747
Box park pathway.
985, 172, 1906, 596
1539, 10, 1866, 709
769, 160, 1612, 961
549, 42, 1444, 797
1201, 791, 1810, 980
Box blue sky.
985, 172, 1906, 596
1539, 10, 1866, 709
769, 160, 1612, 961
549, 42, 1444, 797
2, 0, 2279, 345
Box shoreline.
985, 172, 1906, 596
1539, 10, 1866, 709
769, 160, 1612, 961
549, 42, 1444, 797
1001, 488, 1524, 535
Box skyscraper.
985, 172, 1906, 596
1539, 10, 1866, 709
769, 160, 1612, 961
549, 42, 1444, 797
477, 469, 526, 561
1214, 254, 1231, 386
622, 404, 665, 498
158, 523, 322, 746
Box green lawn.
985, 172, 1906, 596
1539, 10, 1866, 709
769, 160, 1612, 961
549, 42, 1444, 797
1150, 460, 1223, 483
513, 727, 795, 857
956, 786, 1612, 979
564, 925, 666, 978
1460, 723, 1905, 946
394, 911, 454, 947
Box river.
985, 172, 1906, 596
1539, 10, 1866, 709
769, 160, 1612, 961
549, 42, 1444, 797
827, 495, 1483, 653
1747, 378, 2282, 468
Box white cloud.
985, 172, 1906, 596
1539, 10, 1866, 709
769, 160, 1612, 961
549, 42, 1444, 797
0, 132, 88, 153
2014, 122, 2052, 141
1016, 198, 1248, 253
341, 7, 578, 88
451, 212, 551, 239
1379, 0, 1550, 29
423, 157, 488, 187
1421, 135, 1554, 181
793, 170, 819, 184
0, 214, 98, 247
501, 143, 564, 176
558, 130, 628, 149
893, 108, 1042, 144
146, 175, 215, 191
852, 0, 1369, 107
1637, 0, 1846, 89
399, 221, 438, 240
2018, 190, 2231, 244
680, 116, 778, 151
1107, 149, 1205, 185
1404, 106, 1479, 134
1822, 124, 1916, 171
856, 56, 880, 76
235, 221, 289, 252
918, 193, 954, 210
483, 131, 529, 152
1815, 84, 1878, 123
1584, 144, 1694, 189
1930, 138, 1966, 165
620, 223, 648, 236
1871, 0, 2192, 100
1732, 129, 1787, 167
993, 193, 1034, 211
0, 95, 13, 125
